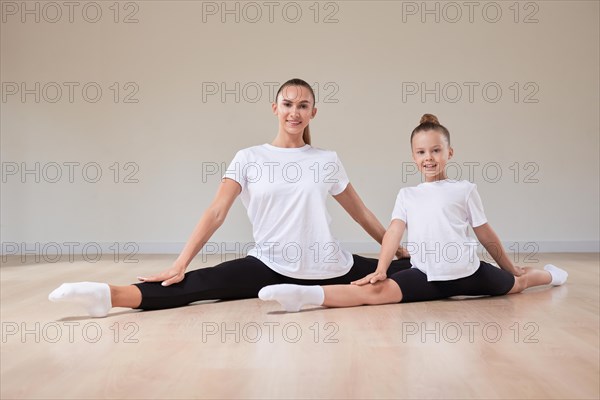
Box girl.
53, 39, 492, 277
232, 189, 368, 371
259, 114, 568, 312
48, 78, 412, 317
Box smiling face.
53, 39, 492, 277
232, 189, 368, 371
272, 85, 317, 141
411, 129, 454, 182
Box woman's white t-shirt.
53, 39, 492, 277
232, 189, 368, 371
223, 144, 354, 279
391, 179, 487, 281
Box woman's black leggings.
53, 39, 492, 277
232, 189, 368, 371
134, 255, 412, 310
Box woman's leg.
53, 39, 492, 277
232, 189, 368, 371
107, 254, 422, 309
132, 256, 285, 310
130, 254, 401, 310
110, 285, 142, 308
347, 254, 412, 281
322, 279, 403, 307
49, 256, 285, 316
120, 254, 410, 309
258, 280, 403, 312
256, 254, 410, 312
50, 254, 414, 316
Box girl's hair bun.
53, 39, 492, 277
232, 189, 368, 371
420, 113, 439, 125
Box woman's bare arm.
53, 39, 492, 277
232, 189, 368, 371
138, 178, 241, 286
334, 184, 409, 258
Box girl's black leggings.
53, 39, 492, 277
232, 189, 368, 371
134, 255, 412, 310
390, 261, 516, 303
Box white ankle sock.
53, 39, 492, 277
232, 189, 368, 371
48, 282, 112, 317
544, 264, 568, 286
258, 284, 324, 312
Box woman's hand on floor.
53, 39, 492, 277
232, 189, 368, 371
137, 264, 186, 286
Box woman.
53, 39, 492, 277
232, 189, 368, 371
49, 78, 411, 317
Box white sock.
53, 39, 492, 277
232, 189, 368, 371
544, 264, 568, 286
258, 284, 324, 312
48, 282, 112, 317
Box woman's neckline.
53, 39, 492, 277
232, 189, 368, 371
264, 143, 311, 152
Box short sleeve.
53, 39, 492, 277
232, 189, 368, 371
223, 150, 247, 191
391, 189, 407, 223
466, 185, 487, 227
328, 153, 350, 196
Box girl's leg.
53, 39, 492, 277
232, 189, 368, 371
260, 262, 570, 311
426, 262, 566, 298
508, 265, 566, 294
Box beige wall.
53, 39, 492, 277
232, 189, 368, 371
1, 1, 598, 258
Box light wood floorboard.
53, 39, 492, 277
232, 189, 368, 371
1, 253, 598, 399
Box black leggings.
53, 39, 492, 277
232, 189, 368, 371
389, 261, 516, 303
135, 255, 412, 310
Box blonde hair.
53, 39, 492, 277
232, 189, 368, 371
410, 113, 450, 146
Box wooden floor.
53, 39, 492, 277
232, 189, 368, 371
1, 253, 598, 399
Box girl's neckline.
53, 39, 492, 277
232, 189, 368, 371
420, 178, 456, 185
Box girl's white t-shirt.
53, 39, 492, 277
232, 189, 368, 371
391, 179, 487, 281
223, 144, 354, 279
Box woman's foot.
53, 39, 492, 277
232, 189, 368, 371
49, 282, 111, 317
258, 284, 324, 312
